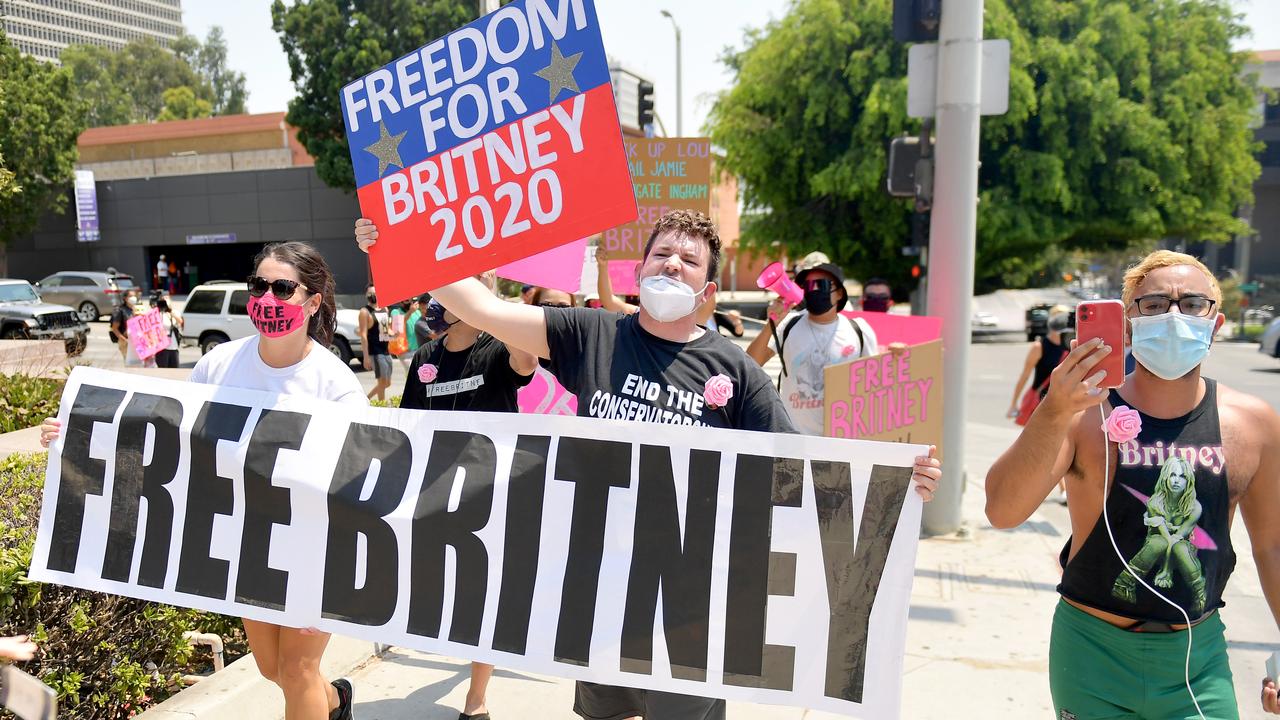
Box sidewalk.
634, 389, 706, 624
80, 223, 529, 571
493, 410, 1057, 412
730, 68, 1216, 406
134, 416, 1275, 718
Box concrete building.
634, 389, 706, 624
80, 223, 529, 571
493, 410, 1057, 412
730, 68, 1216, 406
0, 0, 184, 64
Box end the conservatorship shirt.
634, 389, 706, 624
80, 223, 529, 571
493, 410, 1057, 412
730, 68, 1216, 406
544, 307, 794, 434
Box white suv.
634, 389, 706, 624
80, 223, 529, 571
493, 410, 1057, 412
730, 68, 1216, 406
179, 280, 364, 364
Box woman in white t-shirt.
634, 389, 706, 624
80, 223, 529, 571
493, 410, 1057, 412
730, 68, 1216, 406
40, 242, 361, 720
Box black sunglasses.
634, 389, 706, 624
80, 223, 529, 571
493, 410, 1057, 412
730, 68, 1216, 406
248, 275, 303, 299
538, 301, 572, 308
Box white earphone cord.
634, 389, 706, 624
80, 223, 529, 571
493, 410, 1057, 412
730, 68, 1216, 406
1098, 402, 1206, 720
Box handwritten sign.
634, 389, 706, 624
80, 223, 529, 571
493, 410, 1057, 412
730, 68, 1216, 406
343, 0, 637, 303
824, 340, 944, 458
125, 309, 167, 361
517, 365, 578, 414
601, 137, 712, 259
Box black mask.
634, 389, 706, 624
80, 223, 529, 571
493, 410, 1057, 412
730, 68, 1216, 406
366, 292, 377, 305
424, 299, 458, 335
862, 296, 891, 313
804, 279, 835, 315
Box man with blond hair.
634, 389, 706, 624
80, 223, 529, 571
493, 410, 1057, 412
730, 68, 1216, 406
986, 249, 1280, 718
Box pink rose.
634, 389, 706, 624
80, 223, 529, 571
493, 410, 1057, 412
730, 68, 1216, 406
841, 345, 856, 357
1104, 405, 1142, 444
703, 374, 734, 409
418, 363, 439, 383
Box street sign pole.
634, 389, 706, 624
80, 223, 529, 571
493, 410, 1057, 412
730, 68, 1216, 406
922, 0, 984, 536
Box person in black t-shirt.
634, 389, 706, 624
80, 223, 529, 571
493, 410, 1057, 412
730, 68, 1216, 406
355, 210, 942, 720
400, 272, 537, 720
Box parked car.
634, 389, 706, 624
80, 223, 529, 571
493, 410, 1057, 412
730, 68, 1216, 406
971, 310, 1000, 335
1024, 302, 1077, 341
34, 271, 137, 322
178, 280, 364, 364
1260, 316, 1280, 359
0, 279, 91, 355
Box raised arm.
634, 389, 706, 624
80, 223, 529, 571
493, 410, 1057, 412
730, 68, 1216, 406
354, 219, 550, 359
595, 245, 637, 314
746, 297, 792, 366
985, 338, 1111, 528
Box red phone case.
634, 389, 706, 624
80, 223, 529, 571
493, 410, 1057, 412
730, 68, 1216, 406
1075, 300, 1127, 388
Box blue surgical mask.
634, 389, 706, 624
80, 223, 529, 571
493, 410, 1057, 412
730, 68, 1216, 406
1129, 312, 1217, 381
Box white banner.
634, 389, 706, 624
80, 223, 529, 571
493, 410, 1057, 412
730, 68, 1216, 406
31, 368, 926, 718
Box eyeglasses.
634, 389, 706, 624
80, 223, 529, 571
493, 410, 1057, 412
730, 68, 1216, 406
538, 301, 572, 308
248, 275, 303, 300
1131, 294, 1216, 318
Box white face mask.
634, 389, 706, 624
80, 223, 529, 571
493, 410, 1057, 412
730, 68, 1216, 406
1129, 311, 1217, 381
639, 275, 707, 322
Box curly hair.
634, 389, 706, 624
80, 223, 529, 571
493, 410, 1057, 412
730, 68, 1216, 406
643, 210, 722, 284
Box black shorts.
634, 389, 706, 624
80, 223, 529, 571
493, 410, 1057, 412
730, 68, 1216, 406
573, 682, 724, 720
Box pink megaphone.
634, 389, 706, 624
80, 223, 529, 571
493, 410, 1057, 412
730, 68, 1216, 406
756, 262, 804, 305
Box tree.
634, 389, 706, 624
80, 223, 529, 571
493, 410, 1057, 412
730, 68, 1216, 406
61, 28, 247, 126
707, 0, 1261, 293
157, 86, 214, 121
0, 31, 85, 255
271, 0, 476, 190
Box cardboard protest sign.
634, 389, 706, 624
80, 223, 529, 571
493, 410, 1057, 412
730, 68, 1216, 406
824, 340, 944, 459
35, 367, 927, 719
839, 311, 941, 347
343, 0, 637, 303
602, 137, 713, 259
517, 365, 578, 415
125, 309, 167, 361
497, 237, 589, 293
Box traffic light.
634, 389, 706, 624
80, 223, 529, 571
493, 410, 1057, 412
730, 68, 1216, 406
637, 80, 655, 130
894, 0, 941, 42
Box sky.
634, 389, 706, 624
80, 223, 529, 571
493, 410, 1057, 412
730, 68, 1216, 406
185, 0, 1280, 132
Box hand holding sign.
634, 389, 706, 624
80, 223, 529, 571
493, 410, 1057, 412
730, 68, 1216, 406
343, 0, 637, 303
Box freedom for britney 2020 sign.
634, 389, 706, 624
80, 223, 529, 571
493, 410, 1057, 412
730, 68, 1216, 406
342, 0, 637, 303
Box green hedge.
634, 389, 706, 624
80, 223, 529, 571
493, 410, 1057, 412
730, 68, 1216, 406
0, 452, 247, 718
0, 373, 63, 434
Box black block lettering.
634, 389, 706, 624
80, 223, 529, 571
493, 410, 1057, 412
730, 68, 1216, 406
235, 409, 310, 609
176, 402, 251, 600
407, 431, 497, 645
322, 422, 413, 626
552, 437, 632, 666
102, 392, 182, 587
492, 435, 550, 654
620, 446, 719, 681
49, 385, 126, 573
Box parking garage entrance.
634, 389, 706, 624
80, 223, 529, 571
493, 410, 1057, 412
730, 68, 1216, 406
145, 241, 266, 296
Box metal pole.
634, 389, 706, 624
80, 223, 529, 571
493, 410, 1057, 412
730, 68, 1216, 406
921, 0, 983, 536
661, 10, 683, 136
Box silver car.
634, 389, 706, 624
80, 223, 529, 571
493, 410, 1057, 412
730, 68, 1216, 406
34, 271, 137, 322
1260, 316, 1280, 359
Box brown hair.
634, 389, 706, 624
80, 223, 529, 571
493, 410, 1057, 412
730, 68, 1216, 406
253, 242, 337, 346
531, 287, 577, 307
643, 210, 722, 284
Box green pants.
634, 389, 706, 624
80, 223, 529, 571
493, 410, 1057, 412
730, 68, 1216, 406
1049, 600, 1239, 719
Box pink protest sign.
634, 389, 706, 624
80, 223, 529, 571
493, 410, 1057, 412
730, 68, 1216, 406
498, 238, 590, 294
518, 366, 578, 416
126, 309, 168, 361
608, 260, 639, 296
840, 311, 941, 347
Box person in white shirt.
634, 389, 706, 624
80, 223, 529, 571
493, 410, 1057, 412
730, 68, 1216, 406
746, 262, 877, 435
41, 242, 361, 720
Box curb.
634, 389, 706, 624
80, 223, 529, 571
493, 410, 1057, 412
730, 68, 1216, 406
137, 635, 381, 720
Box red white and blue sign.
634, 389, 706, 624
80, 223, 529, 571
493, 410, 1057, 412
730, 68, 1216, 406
342, 0, 637, 303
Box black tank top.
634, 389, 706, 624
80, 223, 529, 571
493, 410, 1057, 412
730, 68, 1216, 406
1057, 379, 1236, 623
364, 304, 389, 356
1031, 336, 1067, 394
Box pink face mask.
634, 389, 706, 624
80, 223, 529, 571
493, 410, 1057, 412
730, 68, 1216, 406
247, 293, 308, 338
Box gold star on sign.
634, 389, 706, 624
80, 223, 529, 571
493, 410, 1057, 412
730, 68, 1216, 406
535, 41, 584, 104
363, 121, 407, 177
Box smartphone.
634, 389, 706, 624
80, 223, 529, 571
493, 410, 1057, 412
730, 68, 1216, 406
1268, 650, 1279, 683
1075, 300, 1127, 389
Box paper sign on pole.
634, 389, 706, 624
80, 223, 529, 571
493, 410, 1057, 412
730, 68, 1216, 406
601, 137, 713, 259
824, 340, 944, 459
125, 309, 167, 361
343, 0, 638, 303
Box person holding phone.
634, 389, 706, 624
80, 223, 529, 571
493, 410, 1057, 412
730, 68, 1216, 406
985, 250, 1280, 718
